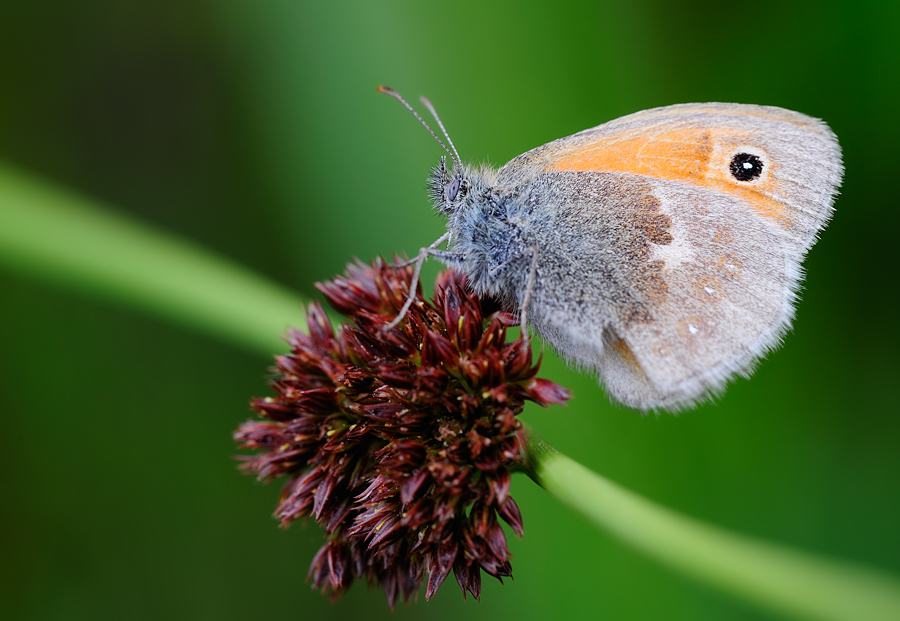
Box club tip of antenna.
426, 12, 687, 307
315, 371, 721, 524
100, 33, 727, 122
376, 85, 394, 94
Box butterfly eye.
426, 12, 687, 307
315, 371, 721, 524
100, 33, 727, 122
447, 179, 461, 201
729, 152, 764, 182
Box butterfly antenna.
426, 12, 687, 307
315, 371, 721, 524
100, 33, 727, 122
420, 96, 462, 169
377, 86, 460, 168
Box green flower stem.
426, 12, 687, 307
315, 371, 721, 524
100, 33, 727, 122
3, 163, 900, 620
0, 163, 307, 355
527, 434, 900, 621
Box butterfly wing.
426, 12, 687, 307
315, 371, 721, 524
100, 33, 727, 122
497, 103, 842, 410
596, 172, 801, 410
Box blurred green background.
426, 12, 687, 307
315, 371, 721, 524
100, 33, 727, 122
1, 1, 898, 619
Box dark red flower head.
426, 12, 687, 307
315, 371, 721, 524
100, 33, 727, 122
234, 259, 570, 607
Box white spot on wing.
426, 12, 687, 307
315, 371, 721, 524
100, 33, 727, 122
648, 184, 696, 271
651, 234, 694, 271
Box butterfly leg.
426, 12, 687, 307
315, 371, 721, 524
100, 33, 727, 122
384, 233, 458, 330
391, 232, 450, 267
519, 246, 538, 344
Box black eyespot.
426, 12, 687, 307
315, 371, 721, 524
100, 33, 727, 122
447, 179, 460, 201
729, 153, 764, 182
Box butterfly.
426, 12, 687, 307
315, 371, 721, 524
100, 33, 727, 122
379, 87, 843, 411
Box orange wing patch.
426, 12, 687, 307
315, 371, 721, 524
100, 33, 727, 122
547, 126, 790, 224
552, 127, 713, 183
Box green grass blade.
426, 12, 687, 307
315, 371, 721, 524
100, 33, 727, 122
529, 436, 900, 621
0, 163, 306, 356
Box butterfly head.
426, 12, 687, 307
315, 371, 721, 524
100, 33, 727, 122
428, 155, 468, 216
428, 155, 502, 219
